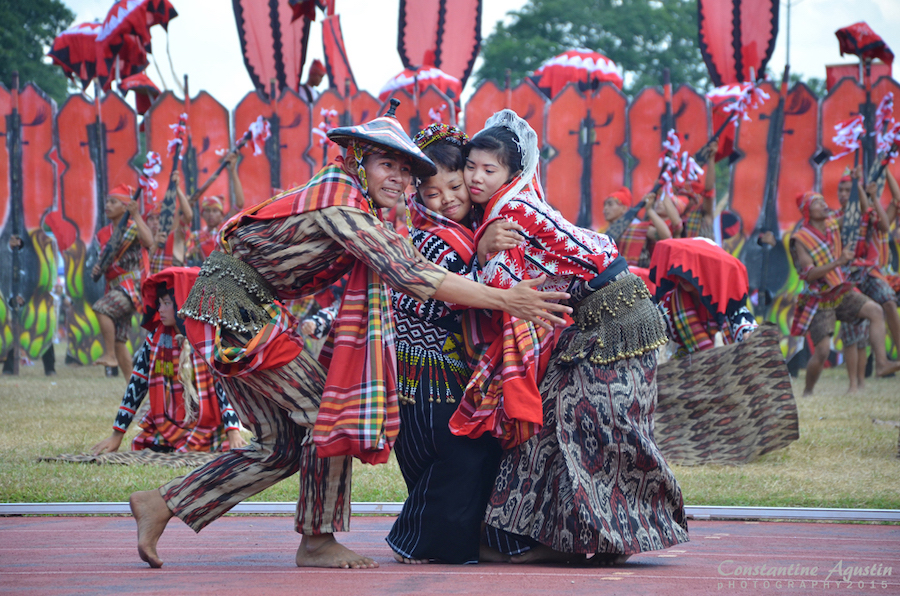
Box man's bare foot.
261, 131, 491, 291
392, 551, 428, 564
296, 535, 378, 569
94, 355, 118, 367
510, 545, 586, 565
480, 544, 510, 563
129, 490, 173, 568
875, 360, 900, 377
802, 389, 814, 397
592, 553, 632, 566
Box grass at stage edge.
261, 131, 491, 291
1, 345, 898, 512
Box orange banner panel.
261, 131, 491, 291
19, 84, 55, 232
56, 94, 100, 243
0, 85, 11, 232
544, 83, 627, 228
463, 80, 547, 149
778, 84, 819, 230
233, 90, 274, 206
185, 91, 231, 204
730, 82, 778, 232
101, 93, 138, 198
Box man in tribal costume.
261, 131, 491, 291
126, 106, 571, 570
91, 184, 155, 377
601, 187, 673, 268
790, 191, 900, 396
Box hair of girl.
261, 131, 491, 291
466, 126, 523, 180
422, 141, 466, 176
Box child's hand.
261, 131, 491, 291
480, 219, 524, 255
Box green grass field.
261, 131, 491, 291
1, 345, 898, 509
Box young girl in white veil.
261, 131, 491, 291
457, 109, 689, 564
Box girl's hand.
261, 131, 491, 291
479, 219, 525, 255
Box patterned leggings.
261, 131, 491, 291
160, 333, 352, 535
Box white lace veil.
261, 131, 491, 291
475, 109, 544, 216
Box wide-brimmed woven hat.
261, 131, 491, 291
327, 99, 436, 178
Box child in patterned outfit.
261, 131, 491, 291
385, 124, 521, 565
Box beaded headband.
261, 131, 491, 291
413, 123, 468, 151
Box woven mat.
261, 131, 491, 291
654, 323, 800, 466
40, 451, 221, 468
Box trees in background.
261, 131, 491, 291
0, 0, 75, 103
475, 0, 707, 94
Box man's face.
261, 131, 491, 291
837, 180, 852, 206
363, 152, 412, 209
308, 70, 325, 87
105, 195, 127, 220
602, 197, 628, 223
202, 206, 224, 229
809, 196, 829, 221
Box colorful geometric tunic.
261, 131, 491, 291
386, 198, 501, 564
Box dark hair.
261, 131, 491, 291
466, 126, 523, 178
421, 141, 465, 174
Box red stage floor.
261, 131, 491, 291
1, 515, 897, 595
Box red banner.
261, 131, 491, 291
397, 0, 481, 88
698, 0, 779, 86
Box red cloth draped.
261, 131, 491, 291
649, 238, 750, 324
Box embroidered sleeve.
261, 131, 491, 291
215, 383, 241, 431
316, 207, 447, 303
112, 336, 152, 433
729, 306, 759, 343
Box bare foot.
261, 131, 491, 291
94, 355, 118, 367
480, 544, 510, 563
802, 389, 814, 397
129, 490, 173, 568
875, 360, 900, 377
592, 553, 632, 566
392, 552, 428, 564
296, 535, 378, 569
510, 545, 586, 565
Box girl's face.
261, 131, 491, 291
419, 165, 471, 223
158, 294, 177, 327
464, 148, 512, 204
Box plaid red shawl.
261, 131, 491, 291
98, 222, 142, 309
661, 286, 729, 356
614, 220, 650, 267
133, 322, 224, 452
313, 255, 399, 465
790, 219, 849, 336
